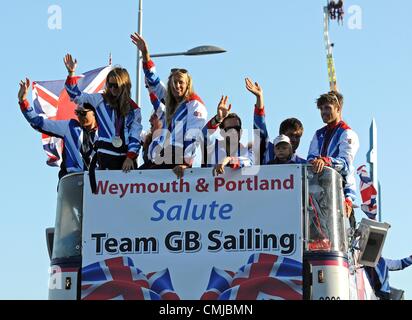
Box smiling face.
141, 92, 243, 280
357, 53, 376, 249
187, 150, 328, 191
170, 73, 189, 100
318, 103, 341, 125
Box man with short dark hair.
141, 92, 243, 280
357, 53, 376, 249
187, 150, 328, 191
202, 96, 253, 176
18, 78, 98, 179
246, 78, 306, 165
308, 91, 359, 217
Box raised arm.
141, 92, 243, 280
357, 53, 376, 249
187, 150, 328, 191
18, 78, 30, 104
18, 78, 70, 137
208, 95, 232, 131
148, 92, 166, 128
246, 78, 266, 136
131, 32, 167, 100
246, 78, 264, 109
63, 53, 77, 77
63, 54, 103, 107
130, 32, 150, 63
246, 78, 269, 164
202, 95, 231, 144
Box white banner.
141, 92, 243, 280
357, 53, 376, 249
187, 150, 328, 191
82, 165, 303, 299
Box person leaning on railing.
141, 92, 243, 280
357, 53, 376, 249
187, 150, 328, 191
307, 91, 359, 218
200, 95, 253, 176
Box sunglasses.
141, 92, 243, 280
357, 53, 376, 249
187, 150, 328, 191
75, 109, 91, 117
108, 82, 119, 89
170, 68, 188, 74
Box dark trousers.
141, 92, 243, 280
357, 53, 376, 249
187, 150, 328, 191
97, 153, 136, 170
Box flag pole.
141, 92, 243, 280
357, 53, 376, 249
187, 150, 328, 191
136, 0, 143, 106
367, 119, 381, 221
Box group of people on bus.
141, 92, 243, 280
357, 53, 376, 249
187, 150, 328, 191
18, 33, 359, 218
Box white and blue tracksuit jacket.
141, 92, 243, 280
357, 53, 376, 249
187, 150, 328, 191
307, 120, 359, 203
20, 99, 97, 174
202, 117, 254, 168
143, 60, 207, 165
65, 76, 142, 159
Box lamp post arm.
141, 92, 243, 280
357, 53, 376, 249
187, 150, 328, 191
150, 52, 187, 58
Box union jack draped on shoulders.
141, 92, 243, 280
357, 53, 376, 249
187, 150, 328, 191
201, 253, 303, 300
32, 66, 111, 167
81, 257, 180, 300
357, 165, 378, 220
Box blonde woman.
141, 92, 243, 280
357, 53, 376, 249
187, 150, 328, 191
131, 33, 207, 178
64, 54, 142, 171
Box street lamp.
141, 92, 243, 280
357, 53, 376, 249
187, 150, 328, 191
150, 45, 226, 58
135, 0, 226, 106
136, 45, 226, 106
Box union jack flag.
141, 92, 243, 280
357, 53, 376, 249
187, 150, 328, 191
31, 66, 111, 167
357, 165, 378, 220
201, 253, 302, 300
81, 257, 180, 300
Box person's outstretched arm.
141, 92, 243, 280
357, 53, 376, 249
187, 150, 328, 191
18, 78, 70, 137
385, 255, 412, 271
63, 54, 103, 107
131, 32, 167, 101
246, 78, 268, 164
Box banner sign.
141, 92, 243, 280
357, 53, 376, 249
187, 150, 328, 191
81, 165, 303, 300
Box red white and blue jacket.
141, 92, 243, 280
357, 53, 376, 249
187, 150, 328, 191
307, 120, 359, 203
20, 99, 97, 174
253, 106, 306, 164
65, 76, 142, 160
201, 118, 254, 169
143, 60, 207, 165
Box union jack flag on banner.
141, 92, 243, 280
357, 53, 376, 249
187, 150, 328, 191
201, 253, 302, 300
81, 257, 180, 300
31, 66, 111, 167
357, 165, 378, 220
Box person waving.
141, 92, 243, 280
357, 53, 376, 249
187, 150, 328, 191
64, 54, 142, 172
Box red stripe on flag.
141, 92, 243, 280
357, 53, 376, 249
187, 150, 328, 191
93, 78, 106, 93
34, 85, 59, 108
106, 257, 133, 282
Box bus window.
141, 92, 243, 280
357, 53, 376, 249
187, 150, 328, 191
52, 173, 83, 260
305, 167, 347, 253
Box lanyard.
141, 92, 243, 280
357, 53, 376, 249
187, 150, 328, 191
114, 110, 123, 137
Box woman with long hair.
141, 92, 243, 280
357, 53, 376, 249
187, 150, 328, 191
64, 54, 143, 171
131, 33, 207, 178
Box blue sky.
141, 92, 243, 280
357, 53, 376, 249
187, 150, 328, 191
1, 0, 411, 299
